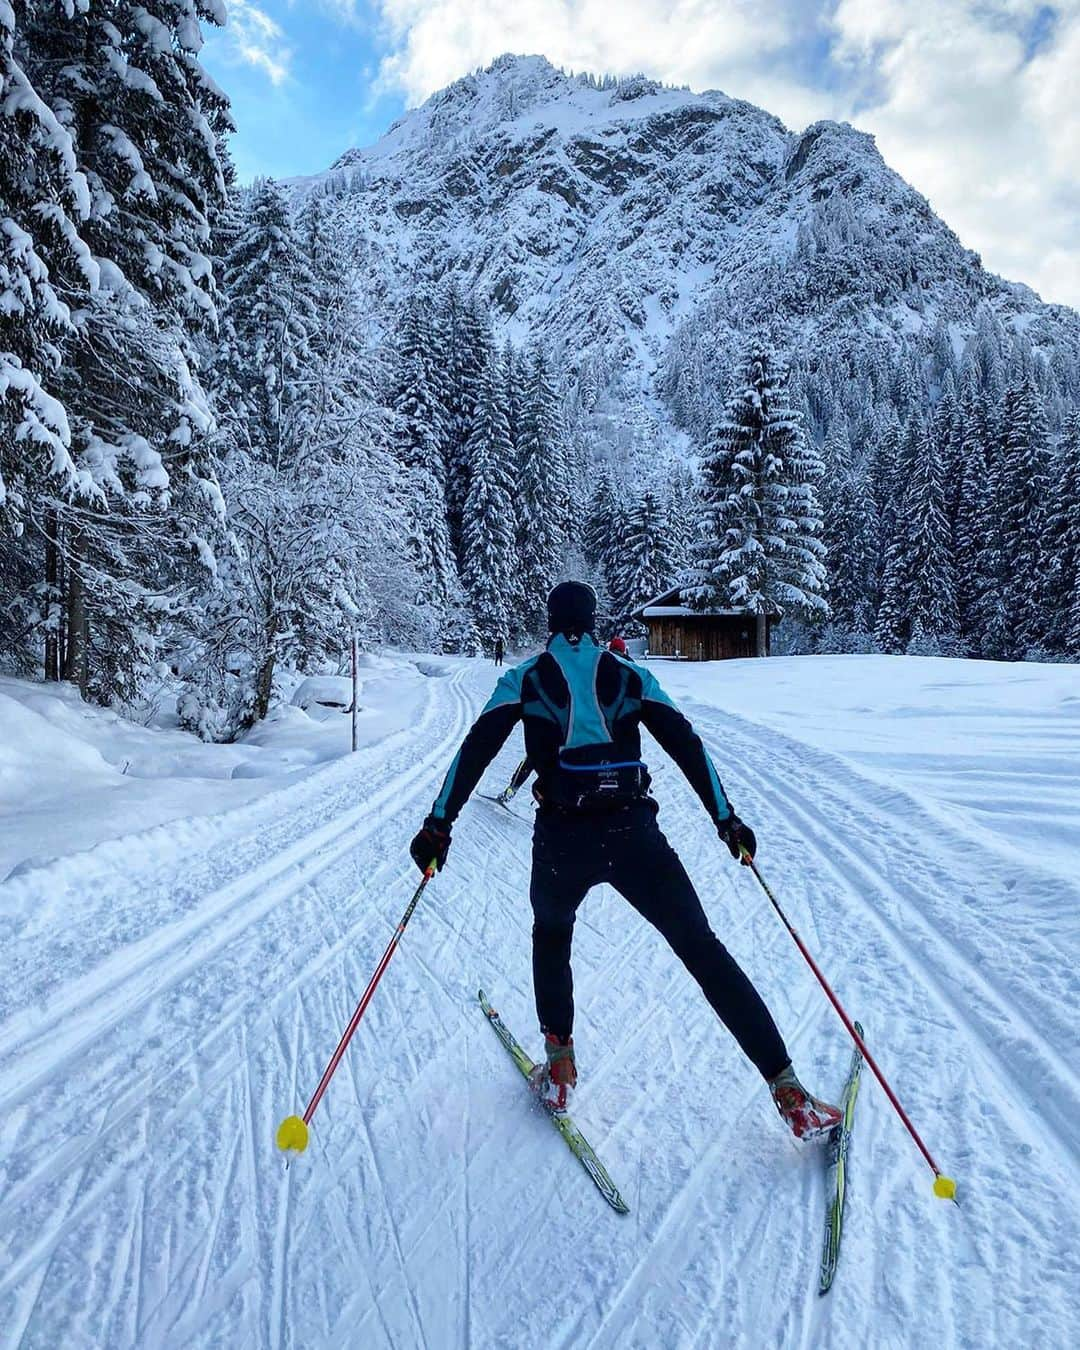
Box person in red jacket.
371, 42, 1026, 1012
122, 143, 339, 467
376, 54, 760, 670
409, 582, 840, 1136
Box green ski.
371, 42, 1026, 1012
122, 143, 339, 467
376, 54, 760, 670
478, 989, 629, 1214
819, 1021, 864, 1294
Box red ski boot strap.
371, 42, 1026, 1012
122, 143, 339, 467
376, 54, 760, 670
545, 1035, 577, 1086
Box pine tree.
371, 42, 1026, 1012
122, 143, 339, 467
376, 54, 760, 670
997, 374, 1051, 656
664, 464, 697, 581
515, 347, 565, 638
0, 1, 89, 677
683, 338, 827, 654
583, 465, 624, 609
904, 419, 959, 648
387, 292, 465, 639
933, 371, 963, 532
15, 0, 231, 700
443, 289, 491, 560
953, 381, 1004, 655
204, 179, 403, 724
611, 488, 675, 634
874, 418, 958, 652
461, 357, 515, 648
821, 421, 876, 638
1045, 414, 1080, 656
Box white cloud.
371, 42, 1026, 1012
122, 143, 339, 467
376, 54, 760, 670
367, 0, 1080, 308
373, 0, 828, 126
829, 0, 1080, 307
224, 0, 292, 85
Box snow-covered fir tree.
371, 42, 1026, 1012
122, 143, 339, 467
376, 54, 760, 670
442, 287, 491, 563
1045, 414, 1080, 656
997, 373, 1051, 657
820, 419, 877, 644
460, 356, 516, 649
0, 1, 87, 677
952, 379, 1004, 656
611, 488, 675, 634
199, 179, 399, 729
514, 347, 566, 638
390, 294, 468, 643
13, 0, 230, 700
683, 338, 827, 655
875, 417, 959, 654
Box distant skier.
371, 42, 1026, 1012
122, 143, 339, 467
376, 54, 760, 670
496, 756, 533, 804
493, 636, 505, 667
410, 581, 840, 1137
607, 635, 630, 658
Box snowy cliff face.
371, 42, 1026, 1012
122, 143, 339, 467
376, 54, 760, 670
291, 54, 1080, 442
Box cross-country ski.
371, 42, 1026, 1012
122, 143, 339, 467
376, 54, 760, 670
479, 989, 630, 1213
819, 1025, 865, 1295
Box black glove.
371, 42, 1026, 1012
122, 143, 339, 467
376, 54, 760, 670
410, 815, 451, 874
718, 814, 756, 865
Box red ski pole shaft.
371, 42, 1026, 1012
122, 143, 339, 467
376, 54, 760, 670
745, 854, 957, 1198
277, 862, 436, 1153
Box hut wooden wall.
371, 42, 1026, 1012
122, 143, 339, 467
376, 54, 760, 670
644, 616, 766, 660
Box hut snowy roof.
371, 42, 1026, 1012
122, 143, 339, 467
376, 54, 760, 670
635, 587, 753, 619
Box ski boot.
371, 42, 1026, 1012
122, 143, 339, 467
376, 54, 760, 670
529, 1033, 576, 1112
496, 784, 516, 805
768, 1065, 842, 1141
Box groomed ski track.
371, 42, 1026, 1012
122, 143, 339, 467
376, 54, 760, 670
1, 657, 1076, 1348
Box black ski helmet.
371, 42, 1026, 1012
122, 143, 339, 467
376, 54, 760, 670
547, 580, 597, 637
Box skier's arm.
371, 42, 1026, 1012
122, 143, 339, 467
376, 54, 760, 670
428, 669, 523, 826
637, 669, 734, 826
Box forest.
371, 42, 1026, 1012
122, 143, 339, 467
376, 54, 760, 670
3, 6, 1079, 742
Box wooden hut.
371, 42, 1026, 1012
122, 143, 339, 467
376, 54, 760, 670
634, 587, 777, 660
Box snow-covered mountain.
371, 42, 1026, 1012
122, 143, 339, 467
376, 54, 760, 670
293, 53, 1080, 450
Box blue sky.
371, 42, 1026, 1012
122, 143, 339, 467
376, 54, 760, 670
202, 1, 1080, 307
202, 4, 406, 182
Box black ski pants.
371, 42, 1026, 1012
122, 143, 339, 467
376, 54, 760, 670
529, 802, 790, 1081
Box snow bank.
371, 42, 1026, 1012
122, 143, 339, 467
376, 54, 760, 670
0, 655, 436, 879
658, 653, 1080, 885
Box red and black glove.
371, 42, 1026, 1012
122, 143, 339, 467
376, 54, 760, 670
718, 814, 756, 865
410, 816, 451, 874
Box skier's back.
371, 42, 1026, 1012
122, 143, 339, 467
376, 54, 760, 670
411, 581, 839, 1135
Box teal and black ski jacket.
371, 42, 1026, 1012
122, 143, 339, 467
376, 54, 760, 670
429, 634, 735, 826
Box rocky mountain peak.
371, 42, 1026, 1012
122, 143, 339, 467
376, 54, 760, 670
295, 55, 1079, 463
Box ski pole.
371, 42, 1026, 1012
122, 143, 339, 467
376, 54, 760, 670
743, 851, 957, 1201
277, 860, 438, 1153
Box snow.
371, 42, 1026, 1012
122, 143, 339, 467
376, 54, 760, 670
0, 654, 433, 880
0, 652, 1077, 1346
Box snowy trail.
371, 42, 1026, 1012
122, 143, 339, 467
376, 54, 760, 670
1, 657, 1077, 1348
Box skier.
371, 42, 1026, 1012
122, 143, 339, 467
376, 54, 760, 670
410, 581, 840, 1137
493, 636, 505, 667
607, 635, 629, 657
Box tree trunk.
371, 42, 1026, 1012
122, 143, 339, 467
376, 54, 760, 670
254, 611, 279, 722
44, 508, 60, 682
62, 526, 89, 695
755, 608, 768, 659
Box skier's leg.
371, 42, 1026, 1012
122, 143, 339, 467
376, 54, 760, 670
509, 757, 532, 793
529, 819, 601, 1040
610, 816, 790, 1080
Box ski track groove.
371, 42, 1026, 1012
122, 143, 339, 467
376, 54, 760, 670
3, 660, 1077, 1348
0, 673, 473, 1181
356, 1110, 430, 1349
0, 664, 476, 1347
0, 678, 470, 1114
692, 706, 1080, 1176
